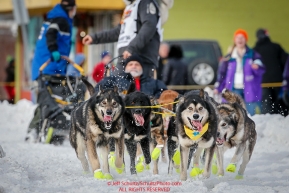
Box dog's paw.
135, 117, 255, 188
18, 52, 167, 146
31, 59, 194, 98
94, 169, 104, 179
151, 147, 161, 161
108, 152, 116, 169
226, 163, 236, 173
136, 163, 144, 173
172, 150, 181, 165
212, 163, 218, 175
136, 155, 145, 173
235, 174, 244, 180
115, 164, 125, 174
190, 167, 203, 177
103, 173, 114, 180
145, 164, 150, 170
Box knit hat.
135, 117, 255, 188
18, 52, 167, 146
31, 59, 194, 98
101, 51, 110, 59
124, 54, 143, 67
234, 29, 248, 41
256, 28, 269, 40
61, 0, 76, 10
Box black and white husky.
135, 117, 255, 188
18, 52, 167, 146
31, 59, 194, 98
123, 83, 152, 175
176, 89, 217, 181
69, 79, 125, 179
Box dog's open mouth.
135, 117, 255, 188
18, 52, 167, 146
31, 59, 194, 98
102, 111, 113, 129
188, 117, 202, 131
133, 114, 144, 126
216, 134, 227, 146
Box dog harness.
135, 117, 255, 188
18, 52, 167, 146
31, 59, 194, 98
184, 123, 209, 141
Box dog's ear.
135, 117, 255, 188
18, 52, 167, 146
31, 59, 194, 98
199, 89, 205, 99
81, 77, 95, 96
97, 85, 104, 96
175, 96, 184, 113
178, 95, 184, 104
113, 85, 118, 93
127, 82, 136, 94
149, 96, 157, 105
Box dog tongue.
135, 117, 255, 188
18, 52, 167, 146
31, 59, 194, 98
133, 114, 144, 126
217, 138, 225, 144
104, 115, 112, 122
191, 121, 202, 131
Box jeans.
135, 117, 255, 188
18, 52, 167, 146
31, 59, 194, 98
232, 88, 261, 116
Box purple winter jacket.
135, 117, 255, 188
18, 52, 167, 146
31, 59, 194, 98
215, 47, 266, 103
282, 57, 289, 91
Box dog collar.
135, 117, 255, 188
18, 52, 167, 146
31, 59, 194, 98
184, 123, 209, 141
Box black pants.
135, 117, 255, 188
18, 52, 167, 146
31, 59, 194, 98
261, 87, 288, 116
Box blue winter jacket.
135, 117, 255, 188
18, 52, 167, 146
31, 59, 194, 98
31, 4, 73, 80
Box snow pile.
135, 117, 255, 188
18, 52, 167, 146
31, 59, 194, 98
0, 100, 289, 193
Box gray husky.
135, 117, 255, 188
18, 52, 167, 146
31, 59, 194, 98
176, 89, 217, 181
69, 79, 125, 180
215, 89, 256, 179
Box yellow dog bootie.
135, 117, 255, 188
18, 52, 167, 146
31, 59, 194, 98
226, 163, 236, 173
108, 152, 116, 169
172, 149, 181, 165
172, 149, 181, 173
235, 172, 244, 179
136, 155, 150, 173
94, 169, 114, 180
151, 145, 164, 161
94, 169, 104, 179
115, 163, 125, 174
103, 173, 114, 180
190, 165, 203, 177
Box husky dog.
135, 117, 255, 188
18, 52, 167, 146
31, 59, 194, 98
215, 89, 256, 179
167, 95, 182, 174
158, 90, 180, 163
149, 97, 165, 174
176, 89, 217, 181
123, 83, 152, 175
69, 78, 125, 179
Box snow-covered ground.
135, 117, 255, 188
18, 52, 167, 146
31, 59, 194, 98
0, 99, 289, 193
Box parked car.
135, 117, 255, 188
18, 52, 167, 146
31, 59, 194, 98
166, 40, 222, 85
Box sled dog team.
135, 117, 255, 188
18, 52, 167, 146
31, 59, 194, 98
69, 79, 256, 181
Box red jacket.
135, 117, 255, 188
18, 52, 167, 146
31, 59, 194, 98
92, 62, 105, 83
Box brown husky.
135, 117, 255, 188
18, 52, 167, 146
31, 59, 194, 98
215, 89, 257, 179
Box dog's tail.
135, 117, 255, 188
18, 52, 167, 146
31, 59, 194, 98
81, 77, 95, 96
221, 89, 246, 110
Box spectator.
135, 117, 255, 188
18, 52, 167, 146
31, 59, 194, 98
31, 0, 77, 81
82, 0, 162, 78
162, 44, 187, 94
214, 29, 265, 116
253, 28, 289, 115
66, 53, 85, 77
92, 51, 111, 83
157, 42, 170, 80
95, 54, 167, 98
282, 57, 289, 110
4, 58, 15, 104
